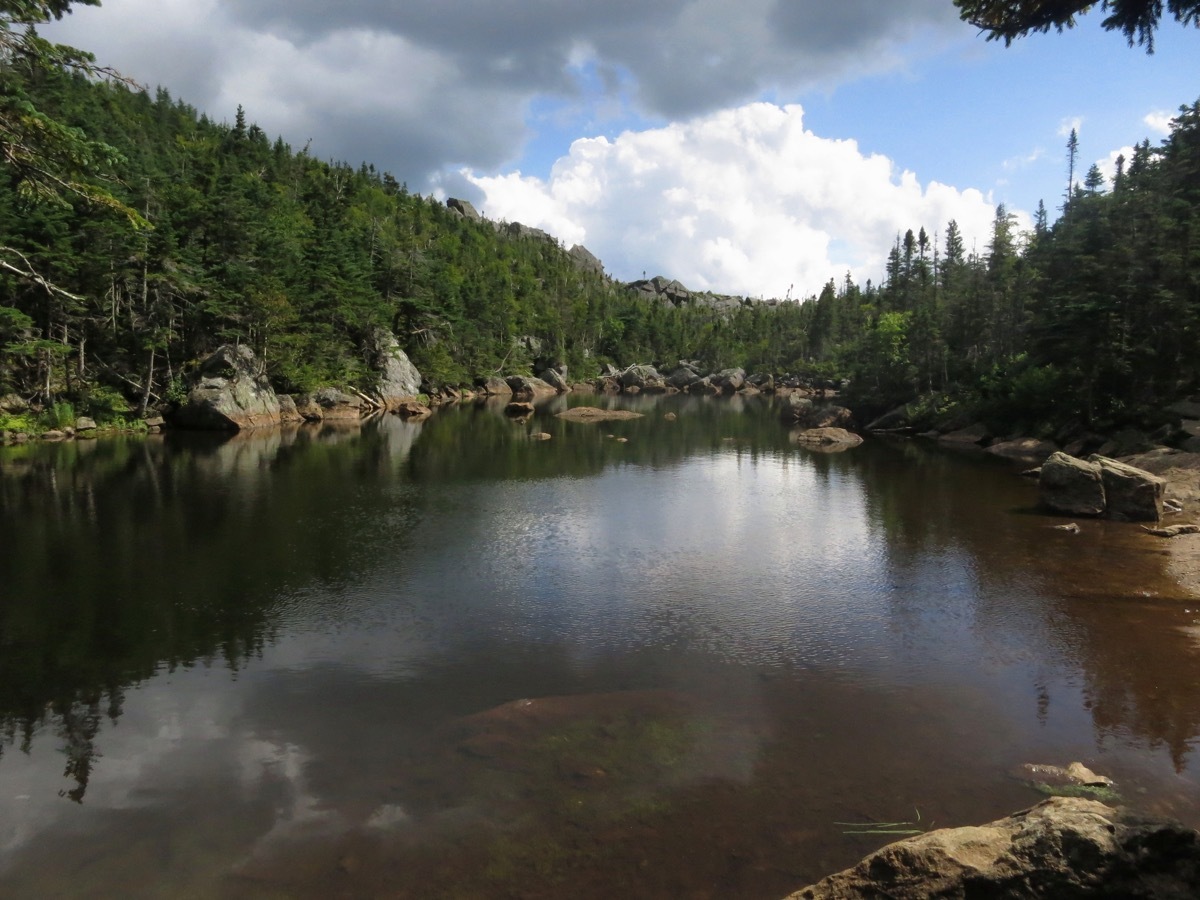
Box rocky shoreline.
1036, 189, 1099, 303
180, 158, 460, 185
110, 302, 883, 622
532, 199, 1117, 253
787, 797, 1200, 899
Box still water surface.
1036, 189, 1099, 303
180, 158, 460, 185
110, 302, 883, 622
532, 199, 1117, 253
2, 394, 1199, 898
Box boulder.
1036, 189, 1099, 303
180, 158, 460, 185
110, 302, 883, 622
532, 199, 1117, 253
0, 392, 27, 413
788, 797, 1200, 900
478, 376, 513, 397
538, 367, 570, 393
793, 427, 864, 450
446, 197, 480, 221
289, 394, 323, 422
277, 394, 304, 425
688, 377, 720, 395
393, 400, 432, 420
506, 376, 557, 400
302, 387, 362, 421
368, 328, 423, 409
779, 394, 814, 424
667, 366, 701, 390
715, 368, 746, 393
40, 429, 66, 441
1039, 452, 1105, 517
619, 365, 664, 391
596, 376, 622, 394
986, 438, 1059, 462
174, 345, 281, 431
73, 416, 98, 432
1091, 455, 1164, 522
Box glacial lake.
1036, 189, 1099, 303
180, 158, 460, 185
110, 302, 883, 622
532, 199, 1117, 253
2, 393, 1199, 898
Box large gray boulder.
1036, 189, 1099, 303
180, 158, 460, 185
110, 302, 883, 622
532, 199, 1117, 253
1091, 455, 1164, 522
789, 797, 1200, 899
1039, 452, 1105, 517
446, 197, 481, 221
715, 367, 746, 393
667, 365, 701, 390
538, 367, 570, 393
506, 376, 557, 400
620, 365, 664, 390
369, 329, 423, 409
174, 345, 281, 431
477, 376, 513, 396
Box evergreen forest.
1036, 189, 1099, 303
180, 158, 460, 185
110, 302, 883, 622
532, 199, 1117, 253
1, 49, 1198, 437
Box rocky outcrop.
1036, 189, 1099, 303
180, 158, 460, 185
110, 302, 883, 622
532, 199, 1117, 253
567, 244, 604, 277
1093, 455, 1164, 522
787, 797, 1200, 899
174, 345, 281, 431
1040, 452, 1107, 517
446, 197, 481, 221
368, 328, 423, 409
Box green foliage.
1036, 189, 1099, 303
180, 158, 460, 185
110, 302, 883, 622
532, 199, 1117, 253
44, 398, 72, 427
954, 0, 1200, 51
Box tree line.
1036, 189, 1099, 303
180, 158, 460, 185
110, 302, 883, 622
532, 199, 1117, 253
0, 44, 1197, 436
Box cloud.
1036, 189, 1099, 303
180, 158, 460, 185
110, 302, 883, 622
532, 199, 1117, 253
1096, 146, 1136, 185
462, 103, 1006, 299
1057, 116, 1084, 138
1143, 110, 1174, 136
48, 0, 962, 186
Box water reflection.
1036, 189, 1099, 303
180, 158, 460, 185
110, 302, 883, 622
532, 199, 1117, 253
2, 400, 1199, 898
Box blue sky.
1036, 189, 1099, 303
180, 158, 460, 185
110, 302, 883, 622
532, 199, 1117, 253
47, 1, 1200, 298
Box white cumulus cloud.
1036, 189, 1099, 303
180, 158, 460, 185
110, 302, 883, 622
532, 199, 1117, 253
463, 103, 1007, 299
1143, 110, 1174, 136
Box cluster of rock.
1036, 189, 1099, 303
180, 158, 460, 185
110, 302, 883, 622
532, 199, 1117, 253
789, 797, 1200, 899
1039, 451, 1165, 522
171, 337, 429, 432
623, 275, 790, 312
861, 407, 1182, 522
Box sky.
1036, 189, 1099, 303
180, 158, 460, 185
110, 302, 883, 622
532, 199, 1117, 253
45, 0, 1200, 300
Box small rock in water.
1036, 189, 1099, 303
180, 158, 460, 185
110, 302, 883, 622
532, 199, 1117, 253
530, 432, 552, 441
1051, 523, 1081, 533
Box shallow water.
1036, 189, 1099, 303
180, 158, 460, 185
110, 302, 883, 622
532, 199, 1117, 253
2, 395, 1199, 898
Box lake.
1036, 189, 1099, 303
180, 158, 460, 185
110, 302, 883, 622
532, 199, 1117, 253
2, 394, 1199, 898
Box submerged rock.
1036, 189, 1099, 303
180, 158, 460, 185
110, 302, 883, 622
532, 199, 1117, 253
792, 427, 864, 451
788, 797, 1200, 899
556, 407, 644, 422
